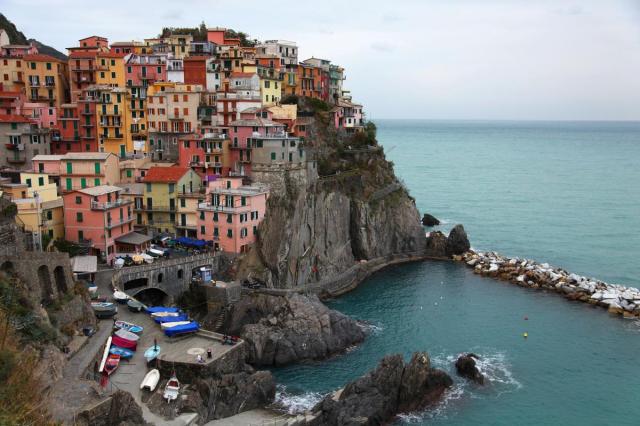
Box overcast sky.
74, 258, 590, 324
3, 0, 640, 120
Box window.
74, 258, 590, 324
213, 212, 218, 222
177, 269, 183, 279
94, 178, 100, 186
66, 162, 72, 173
227, 229, 233, 238
78, 230, 84, 241
80, 178, 86, 188
146, 183, 152, 192
253, 225, 257, 235
199, 211, 204, 220
168, 183, 175, 193
66, 178, 72, 190
271, 152, 276, 161
180, 198, 185, 207
241, 196, 246, 206
94, 162, 100, 174
213, 227, 219, 237
241, 228, 248, 238
76, 212, 83, 222
38, 176, 44, 186
157, 273, 163, 283
126, 169, 132, 178
26, 178, 32, 188
46, 210, 52, 220
200, 225, 205, 235
74, 196, 82, 206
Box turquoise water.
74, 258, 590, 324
274, 121, 640, 424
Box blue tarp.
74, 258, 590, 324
145, 306, 180, 314
175, 237, 207, 248
154, 314, 189, 324
164, 321, 200, 337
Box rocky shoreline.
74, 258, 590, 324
458, 251, 640, 318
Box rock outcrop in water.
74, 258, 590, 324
455, 353, 484, 385
425, 224, 471, 258
309, 352, 452, 425
226, 292, 365, 366
422, 213, 441, 227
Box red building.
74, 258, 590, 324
68, 51, 97, 102
51, 103, 81, 154
183, 57, 207, 88
125, 54, 167, 88
77, 87, 99, 151
0, 87, 25, 115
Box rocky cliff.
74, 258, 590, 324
238, 112, 426, 291
226, 292, 365, 366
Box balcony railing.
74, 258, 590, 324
197, 202, 250, 213
78, 238, 93, 247
106, 217, 134, 229
91, 199, 132, 210
134, 205, 176, 212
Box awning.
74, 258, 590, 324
115, 232, 152, 246
71, 255, 97, 274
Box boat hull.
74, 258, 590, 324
140, 369, 160, 391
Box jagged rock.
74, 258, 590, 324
425, 231, 449, 258
310, 352, 452, 425
446, 224, 470, 256
422, 213, 440, 227
455, 353, 484, 385
76, 390, 146, 426
227, 293, 365, 366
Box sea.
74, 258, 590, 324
273, 120, 640, 425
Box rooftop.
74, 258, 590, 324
76, 185, 122, 196
115, 231, 152, 246
229, 118, 283, 127
32, 154, 64, 161
143, 166, 190, 183
63, 152, 113, 161
0, 114, 33, 124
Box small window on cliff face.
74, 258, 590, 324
157, 273, 163, 283
177, 269, 183, 279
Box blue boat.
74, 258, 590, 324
109, 346, 134, 359
145, 306, 180, 314
164, 321, 200, 337
144, 345, 161, 363
154, 314, 188, 324
114, 320, 143, 334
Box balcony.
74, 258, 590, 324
134, 205, 176, 212
205, 161, 223, 168
167, 114, 184, 120
29, 81, 40, 87
197, 202, 250, 213
189, 160, 204, 167
77, 238, 93, 247
7, 154, 26, 163
178, 189, 205, 198
106, 217, 134, 229
91, 199, 132, 210
175, 223, 197, 230
5, 143, 23, 150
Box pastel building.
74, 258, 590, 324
22, 54, 70, 108
0, 114, 50, 169
59, 152, 120, 192
140, 166, 202, 235
197, 177, 268, 253
62, 185, 136, 263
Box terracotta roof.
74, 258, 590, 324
142, 166, 190, 183
22, 54, 64, 63
69, 51, 97, 59
0, 114, 33, 123
78, 36, 108, 41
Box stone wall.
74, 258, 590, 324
251, 161, 317, 195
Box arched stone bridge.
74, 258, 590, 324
111, 253, 221, 301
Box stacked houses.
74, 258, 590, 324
0, 27, 364, 262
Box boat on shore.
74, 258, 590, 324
112, 335, 137, 350
104, 354, 120, 375
113, 290, 129, 304
114, 329, 140, 342
154, 314, 188, 324
127, 299, 146, 313
164, 321, 199, 337
146, 306, 180, 315
91, 302, 117, 319
163, 375, 180, 402
109, 346, 134, 359
114, 321, 143, 334
144, 345, 161, 363
160, 321, 191, 330
140, 369, 160, 392
151, 311, 182, 318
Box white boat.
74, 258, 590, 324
160, 321, 191, 330
141, 253, 154, 264
151, 311, 181, 318
140, 369, 160, 392
113, 290, 129, 303
163, 376, 180, 402
114, 258, 125, 269
114, 329, 140, 342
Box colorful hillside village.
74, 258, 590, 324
0, 27, 364, 263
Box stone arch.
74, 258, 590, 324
53, 266, 67, 294
123, 277, 148, 292
177, 269, 183, 279
0, 261, 14, 273
134, 287, 168, 306
38, 265, 53, 306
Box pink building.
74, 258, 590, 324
32, 154, 63, 175
22, 102, 57, 128
196, 177, 268, 253
228, 109, 286, 176
63, 185, 147, 263
125, 54, 167, 88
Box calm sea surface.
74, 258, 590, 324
274, 120, 640, 425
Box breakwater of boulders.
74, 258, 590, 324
456, 251, 640, 318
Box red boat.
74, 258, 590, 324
104, 354, 120, 376
112, 335, 137, 350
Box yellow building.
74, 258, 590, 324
0, 56, 27, 92
20, 172, 58, 201
140, 166, 202, 235
93, 86, 133, 157
22, 54, 69, 108
95, 52, 125, 87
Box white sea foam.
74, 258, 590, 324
274, 385, 324, 414
397, 384, 465, 423
358, 320, 384, 335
